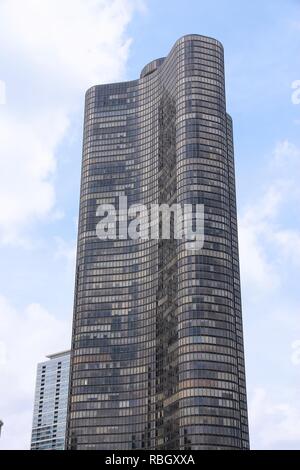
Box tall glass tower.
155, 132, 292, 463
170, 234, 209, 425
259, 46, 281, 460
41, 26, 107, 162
31, 351, 70, 450
67, 35, 249, 450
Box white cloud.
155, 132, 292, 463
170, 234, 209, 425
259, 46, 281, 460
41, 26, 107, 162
238, 184, 283, 294
240, 141, 300, 449
0, 0, 139, 89
0, 295, 70, 450
272, 140, 300, 170
239, 219, 279, 294
291, 80, 300, 105
273, 229, 300, 267
0, 0, 142, 244
0, 110, 69, 244
54, 236, 77, 272
291, 340, 300, 366
239, 140, 300, 292
249, 387, 300, 449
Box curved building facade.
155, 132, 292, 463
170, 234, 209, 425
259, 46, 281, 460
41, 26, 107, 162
67, 34, 249, 450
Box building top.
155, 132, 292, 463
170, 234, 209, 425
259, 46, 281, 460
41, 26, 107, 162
139, 34, 224, 79
140, 57, 165, 78
85, 34, 224, 96
46, 350, 70, 360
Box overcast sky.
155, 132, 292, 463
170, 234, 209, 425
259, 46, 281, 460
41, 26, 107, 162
0, 0, 299, 450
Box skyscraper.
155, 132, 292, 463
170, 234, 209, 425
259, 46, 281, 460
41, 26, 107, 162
31, 351, 70, 450
67, 34, 249, 450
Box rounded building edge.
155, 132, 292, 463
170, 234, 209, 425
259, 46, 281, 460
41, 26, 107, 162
84, 34, 225, 94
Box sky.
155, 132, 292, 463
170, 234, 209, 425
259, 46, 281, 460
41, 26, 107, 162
0, 0, 299, 450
